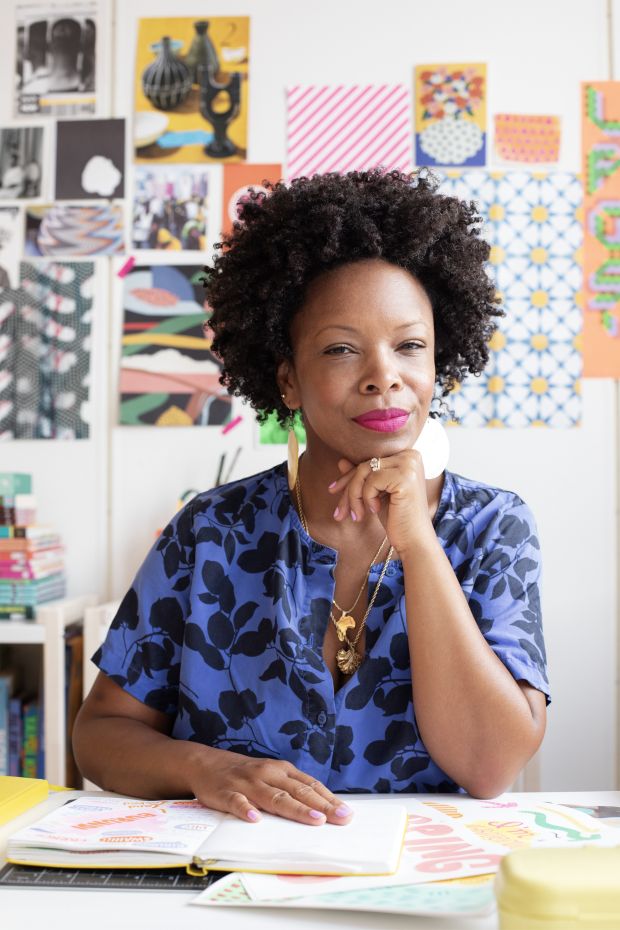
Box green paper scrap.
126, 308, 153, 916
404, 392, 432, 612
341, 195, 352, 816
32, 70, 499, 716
259, 410, 306, 445
195, 871, 495, 917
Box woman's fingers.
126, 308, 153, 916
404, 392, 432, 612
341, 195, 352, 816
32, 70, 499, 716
288, 770, 354, 824
221, 789, 262, 822
199, 758, 352, 826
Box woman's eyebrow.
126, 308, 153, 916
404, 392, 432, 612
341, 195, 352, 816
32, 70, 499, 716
315, 320, 429, 336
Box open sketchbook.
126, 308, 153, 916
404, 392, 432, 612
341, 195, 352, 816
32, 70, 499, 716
7, 795, 408, 876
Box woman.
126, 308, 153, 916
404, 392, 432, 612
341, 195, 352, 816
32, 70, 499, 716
74, 170, 549, 826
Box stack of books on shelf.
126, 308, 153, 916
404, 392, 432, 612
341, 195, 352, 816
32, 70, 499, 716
0, 666, 45, 778
0, 472, 66, 622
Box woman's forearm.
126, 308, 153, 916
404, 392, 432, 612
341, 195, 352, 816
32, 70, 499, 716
402, 533, 544, 797
73, 711, 211, 798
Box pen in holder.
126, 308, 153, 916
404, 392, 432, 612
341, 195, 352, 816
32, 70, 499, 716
197, 64, 241, 158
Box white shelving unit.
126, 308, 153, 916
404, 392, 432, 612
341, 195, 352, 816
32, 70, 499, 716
0, 593, 99, 786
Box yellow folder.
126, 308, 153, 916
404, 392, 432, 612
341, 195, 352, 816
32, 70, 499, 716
0, 776, 48, 826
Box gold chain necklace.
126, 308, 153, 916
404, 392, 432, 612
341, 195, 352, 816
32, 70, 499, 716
295, 475, 394, 675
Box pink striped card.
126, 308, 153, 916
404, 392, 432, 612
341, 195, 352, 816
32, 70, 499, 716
286, 84, 412, 180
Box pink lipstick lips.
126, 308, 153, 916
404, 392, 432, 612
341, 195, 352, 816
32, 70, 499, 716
352, 408, 410, 433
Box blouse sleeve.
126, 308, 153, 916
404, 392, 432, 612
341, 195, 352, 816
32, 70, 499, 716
468, 495, 550, 705
92, 501, 195, 714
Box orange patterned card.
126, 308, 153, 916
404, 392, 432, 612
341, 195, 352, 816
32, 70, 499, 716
582, 82, 620, 377
221, 164, 282, 237
494, 114, 560, 163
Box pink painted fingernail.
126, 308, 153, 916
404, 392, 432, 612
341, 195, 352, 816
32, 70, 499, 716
310, 809, 326, 820
247, 809, 260, 821
333, 507, 340, 519
350, 511, 357, 522
335, 804, 352, 817
328, 481, 337, 489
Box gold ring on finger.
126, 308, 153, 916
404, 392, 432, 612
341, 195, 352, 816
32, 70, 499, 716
370, 457, 381, 472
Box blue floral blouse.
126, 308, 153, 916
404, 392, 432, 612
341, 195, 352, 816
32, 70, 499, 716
94, 462, 550, 794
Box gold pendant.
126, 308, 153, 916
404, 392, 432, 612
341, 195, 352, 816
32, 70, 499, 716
335, 614, 356, 642
336, 644, 362, 675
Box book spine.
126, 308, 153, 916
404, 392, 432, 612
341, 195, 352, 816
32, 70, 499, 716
8, 695, 22, 776
0, 526, 52, 539
22, 700, 39, 778
0, 677, 8, 776
0, 474, 32, 496
0, 538, 61, 552
0, 564, 64, 580
0, 605, 35, 620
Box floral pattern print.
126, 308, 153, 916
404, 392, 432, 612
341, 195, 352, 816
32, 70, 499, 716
94, 463, 549, 794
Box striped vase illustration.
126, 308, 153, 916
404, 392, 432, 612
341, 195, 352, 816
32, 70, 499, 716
142, 36, 191, 111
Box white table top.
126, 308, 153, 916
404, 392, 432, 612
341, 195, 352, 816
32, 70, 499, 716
1, 790, 619, 930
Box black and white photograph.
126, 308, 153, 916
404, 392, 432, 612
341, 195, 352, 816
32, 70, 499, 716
55, 118, 124, 199
15, 1, 97, 117
0, 127, 43, 199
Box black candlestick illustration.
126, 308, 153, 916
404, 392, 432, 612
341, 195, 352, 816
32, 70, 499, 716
198, 65, 240, 158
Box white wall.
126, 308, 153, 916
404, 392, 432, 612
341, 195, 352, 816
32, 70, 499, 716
0, 0, 616, 791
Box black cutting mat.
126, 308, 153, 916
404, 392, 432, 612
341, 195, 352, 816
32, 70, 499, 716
0, 862, 227, 891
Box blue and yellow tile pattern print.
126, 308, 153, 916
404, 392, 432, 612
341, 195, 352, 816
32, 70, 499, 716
439, 171, 582, 428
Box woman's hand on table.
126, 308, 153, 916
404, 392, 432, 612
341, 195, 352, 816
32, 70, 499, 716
193, 748, 354, 825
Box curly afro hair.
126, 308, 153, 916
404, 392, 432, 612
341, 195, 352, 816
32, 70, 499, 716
205, 169, 502, 427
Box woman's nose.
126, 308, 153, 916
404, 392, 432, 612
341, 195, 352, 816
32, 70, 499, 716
359, 350, 403, 394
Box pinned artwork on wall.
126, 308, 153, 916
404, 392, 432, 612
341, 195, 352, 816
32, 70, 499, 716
287, 85, 412, 180
0, 208, 23, 289
134, 17, 249, 164
0, 261, 94, 440
582, 82, 620, 377
221, 163, 281, 236
494, 114, 561, 164
119, 264, 231, 426
24, 203, 124, 257
0, 126, 44, 199
15, 2, 97, 117
414, 63, 486, 167
133, 165, 209, 251
55, 119, 125, 199
439, 171, 582, 428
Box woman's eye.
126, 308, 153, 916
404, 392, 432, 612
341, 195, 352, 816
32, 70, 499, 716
400, 341, 425, 351
324, 345, 353, 355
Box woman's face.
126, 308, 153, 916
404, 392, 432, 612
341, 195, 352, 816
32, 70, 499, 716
278, 258, 436, 466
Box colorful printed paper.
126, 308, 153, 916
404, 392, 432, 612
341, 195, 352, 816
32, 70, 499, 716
134, 17, 249, 164
287, 84, 412, 180
415, 63, 486, 167
222, 163, 281, 237
133, 165, 210, 251
0, 261, 93, 439
15, 2, 97, 117
119, 264, 231, 426
582, 82, 620, 376
494, 114, 561, 163
0, 127, 44, 198
55, 119, 125, 199
24, 204, 124, 257
236, 798, 618, 902
195, 870, 495, 917
438, 171, 582, 427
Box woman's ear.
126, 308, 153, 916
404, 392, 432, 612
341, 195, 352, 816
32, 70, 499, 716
276, 358, 300, 409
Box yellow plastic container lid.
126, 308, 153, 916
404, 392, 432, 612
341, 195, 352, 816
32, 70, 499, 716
495, 846, 620, 930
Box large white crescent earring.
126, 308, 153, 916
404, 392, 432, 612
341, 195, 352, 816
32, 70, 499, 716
413, 417, 450, 479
